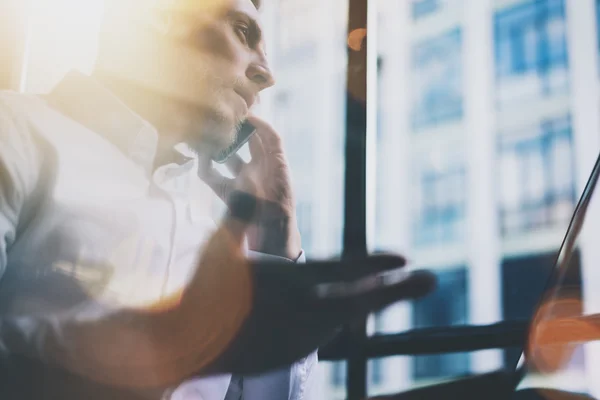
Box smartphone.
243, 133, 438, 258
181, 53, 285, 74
212, 120, 257, 164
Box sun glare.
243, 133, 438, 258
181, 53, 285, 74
19, 0, 105, 93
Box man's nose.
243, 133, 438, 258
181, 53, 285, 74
246, 62, 275, 91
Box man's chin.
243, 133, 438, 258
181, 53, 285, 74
187, 118, 238, 158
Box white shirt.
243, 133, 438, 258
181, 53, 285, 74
0, 70, 317, 399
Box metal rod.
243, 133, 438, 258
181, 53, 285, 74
319, 321, 528, 361
342, 0, 369, 397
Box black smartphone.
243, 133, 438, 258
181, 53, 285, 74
212, 120, 257, 164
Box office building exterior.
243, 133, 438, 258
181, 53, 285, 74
259, 0, 600, 398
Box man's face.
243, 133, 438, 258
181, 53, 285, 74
176, 0, 274, 152
101, 0, 274, 154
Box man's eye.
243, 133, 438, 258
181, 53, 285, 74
234, 23, 250, 44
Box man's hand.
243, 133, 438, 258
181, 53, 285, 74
200, 113, 301, 260
188, 205, 436, 375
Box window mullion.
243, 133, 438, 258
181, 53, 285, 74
343, 0, 368, 397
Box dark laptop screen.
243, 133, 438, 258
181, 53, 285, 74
515, 153, 600, 397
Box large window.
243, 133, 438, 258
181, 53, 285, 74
412, 268, 470, 379
495, 0, 569, 107
413, 152, 466, 247
498, 115, 576, 236
412, 28, 463, 130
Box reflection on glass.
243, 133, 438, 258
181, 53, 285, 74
515, 157, 600, 398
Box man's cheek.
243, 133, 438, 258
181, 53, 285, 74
194, 22, 239, 64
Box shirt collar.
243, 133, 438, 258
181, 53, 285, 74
48, 70, 192, 175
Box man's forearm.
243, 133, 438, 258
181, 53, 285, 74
0, 348, 161, 400
0, 231, 253, 390
0, 306, 192, 389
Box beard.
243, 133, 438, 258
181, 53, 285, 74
185, 103, 243, 159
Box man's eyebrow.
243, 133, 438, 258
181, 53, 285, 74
227, 10, 263, 45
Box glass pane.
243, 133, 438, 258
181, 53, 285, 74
373, 0, 582, 388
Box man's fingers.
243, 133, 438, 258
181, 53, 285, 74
309, 267, 436, 312
211, 257, 434, 375
225, 154, 245, 176
357, 269, 436, 311
252, 254, 431, 315
300, 270, 435, 345
245, 114, 284, 153
286, 254, 408, 283
248, 132, 266, 165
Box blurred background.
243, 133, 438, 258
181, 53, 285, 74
2, 0, 600, 398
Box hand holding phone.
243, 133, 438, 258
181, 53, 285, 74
212, 120, 257, 164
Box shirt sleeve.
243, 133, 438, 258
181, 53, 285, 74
246, 250, 306, 264
0, 99, 41, 279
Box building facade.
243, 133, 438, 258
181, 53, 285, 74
259, 0, 600, 398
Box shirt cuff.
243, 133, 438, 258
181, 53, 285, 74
247, 250, 306, 264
